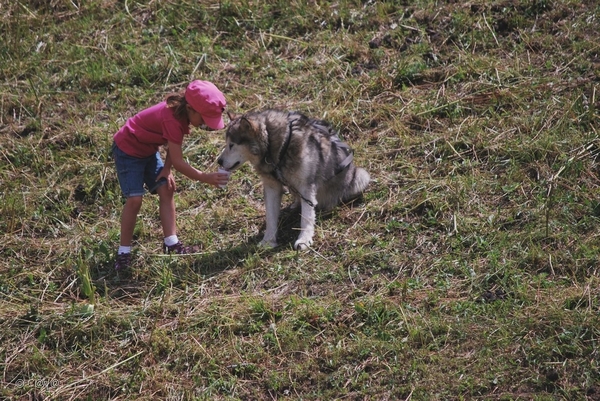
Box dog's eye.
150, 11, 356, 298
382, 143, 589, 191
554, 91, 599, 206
229, 143, 233, 150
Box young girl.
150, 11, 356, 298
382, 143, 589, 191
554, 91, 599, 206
112, 80, 229, 270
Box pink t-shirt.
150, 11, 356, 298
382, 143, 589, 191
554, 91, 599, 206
113, 101, 190, 158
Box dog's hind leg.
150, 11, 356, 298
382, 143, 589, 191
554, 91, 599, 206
260, 180, 283, 248
294, 188, 317, 251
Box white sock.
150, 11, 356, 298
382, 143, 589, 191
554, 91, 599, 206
164, 235, 179, 247
118, 246, 131, 255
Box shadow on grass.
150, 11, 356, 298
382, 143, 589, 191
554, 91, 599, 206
94, 201, 361, 297
190, 205, 305, 277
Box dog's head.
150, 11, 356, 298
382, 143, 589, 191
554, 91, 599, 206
217, 111, 264, 171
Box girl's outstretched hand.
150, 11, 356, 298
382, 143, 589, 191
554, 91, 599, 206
203, 172, 229, 188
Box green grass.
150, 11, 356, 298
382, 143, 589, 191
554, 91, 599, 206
2, 0, 600, 399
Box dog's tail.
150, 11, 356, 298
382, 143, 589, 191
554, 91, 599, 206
353, 167, 371, 194
343, 166, 370, 202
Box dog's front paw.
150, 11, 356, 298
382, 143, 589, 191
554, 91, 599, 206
259, 239, 278, 248
294, 238, 313, 251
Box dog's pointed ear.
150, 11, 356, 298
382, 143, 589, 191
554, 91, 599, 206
239, 116, 258, 133
226, 110, 237, 122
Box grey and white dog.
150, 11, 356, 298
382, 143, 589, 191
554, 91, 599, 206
218, 109, 370, 250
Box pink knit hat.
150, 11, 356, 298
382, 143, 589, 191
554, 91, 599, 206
185, 80, 226, 129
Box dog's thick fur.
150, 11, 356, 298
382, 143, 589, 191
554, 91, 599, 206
218, 109, 370, 250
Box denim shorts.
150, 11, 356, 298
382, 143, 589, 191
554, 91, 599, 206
112, 142, 166, 197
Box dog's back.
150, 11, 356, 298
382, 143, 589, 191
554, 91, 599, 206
284, 112, 370, 210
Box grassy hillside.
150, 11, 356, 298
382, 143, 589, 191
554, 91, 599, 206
2, 0, 600, 399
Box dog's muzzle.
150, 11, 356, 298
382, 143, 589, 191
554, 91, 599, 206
217, 158, 240, 171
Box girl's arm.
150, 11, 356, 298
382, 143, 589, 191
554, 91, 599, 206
157, 148, 176, 190
163, 148, 173, 172
167, 140, 228, 188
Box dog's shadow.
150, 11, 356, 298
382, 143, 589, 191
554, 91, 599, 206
254, 203, 344, 249
190, 205, 305, 276
191, 201, 348, 277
